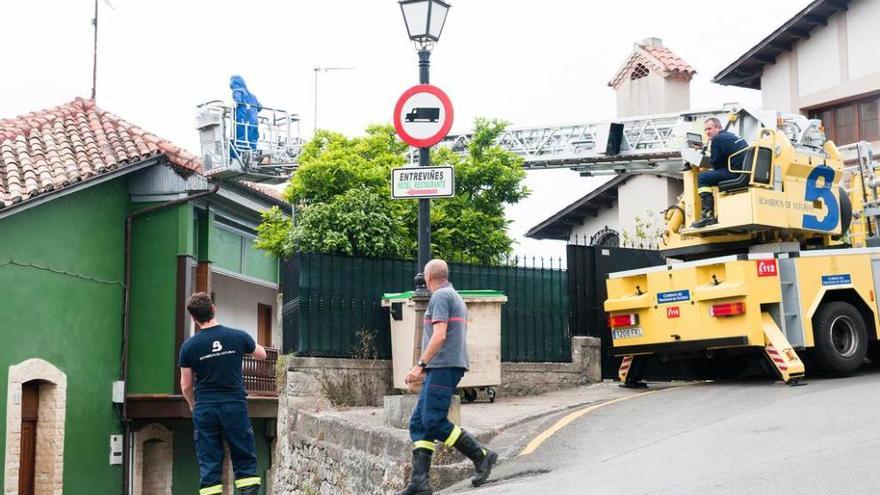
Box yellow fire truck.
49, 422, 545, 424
604, 110, 879, 385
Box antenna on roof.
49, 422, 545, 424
90, 0, 115, 101
313, 66, 355, 134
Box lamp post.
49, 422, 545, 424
398, 0, 451, 294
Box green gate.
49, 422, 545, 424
281, 253, 570, 362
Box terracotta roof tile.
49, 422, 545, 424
0, 97, 204, 210
239, 181, 286, 202
608, 40, 696, 89
640, 44, 696, 75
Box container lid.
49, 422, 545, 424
382, 289, 505, 301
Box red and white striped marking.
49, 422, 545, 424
619, 356, 633, 376
766, 346, 788, 371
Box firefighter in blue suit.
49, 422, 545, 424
692, 117, 749, 228
180, 293, 267, 495
229, 75, 261, 161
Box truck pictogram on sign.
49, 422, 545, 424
405, 107, 440, 123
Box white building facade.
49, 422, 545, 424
715, 0, 879, 147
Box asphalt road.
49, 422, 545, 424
447, 368, 880, 495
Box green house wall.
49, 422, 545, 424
127, 202, 192, 395
0, 179, 129, 493
211, 223, 278, 284
0, 175, 279, 493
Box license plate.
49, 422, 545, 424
612, 327, 643, 340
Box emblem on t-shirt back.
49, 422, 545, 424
212, 340, 223, 353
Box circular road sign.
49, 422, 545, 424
393, 84, 454, 148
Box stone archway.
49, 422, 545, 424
4, 359, 67, 495
133, 423, 173, 495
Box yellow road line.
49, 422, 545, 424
519, 389, 669, 456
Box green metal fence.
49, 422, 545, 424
281, 252, 570, 362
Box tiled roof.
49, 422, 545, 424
640, 44, 696, 75
608, 40, 696, 89
0, 97, 202, 210
238, 181, 286, 202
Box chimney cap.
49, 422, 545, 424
640, 37, 663, 47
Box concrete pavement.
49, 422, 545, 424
444, 367, 880, 494
304, 380, 685, 491
323, 381, 683, 449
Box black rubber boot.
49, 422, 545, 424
691, 192, 717, 228
395, 448, 433, 495
453, 430, 498, 487
238, 486, 260, 495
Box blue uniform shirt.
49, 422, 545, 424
178, 325, 256, 404
709, 130, 748, 171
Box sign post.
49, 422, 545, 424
393, 82, 454, 294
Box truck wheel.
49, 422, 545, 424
812, 301, 868, 374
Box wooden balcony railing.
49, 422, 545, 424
243, 347, 278, 396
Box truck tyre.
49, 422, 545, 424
812, 301, 867, 374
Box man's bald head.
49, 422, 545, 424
424, 259, 449, 290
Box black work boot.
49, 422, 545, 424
238, 486, 260, 495
396, 448, 433, 495
691, 192, 717, 228
453, 430, 498, 487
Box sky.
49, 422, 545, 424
1, 0, 808, 260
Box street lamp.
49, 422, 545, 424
398, 0, 451, 294
399, 0, 450, 48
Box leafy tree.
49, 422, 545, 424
428, 118, 530, 262
255, 119, 529, 262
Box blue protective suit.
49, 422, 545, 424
230, 75, 261, 152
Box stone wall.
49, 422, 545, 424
273, 337, 602, 493
133, 424, 173, 495
284, 336, 601, 407
499, 336, 601, 396
286, 357, 394, 408
272, 407, 477, 495
4, 359, 67, 495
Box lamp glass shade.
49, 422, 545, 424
400, 0, 450, 42
400, 1, 430, 41
428, 1, 449, 40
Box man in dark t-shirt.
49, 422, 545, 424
179, 292, 267, 495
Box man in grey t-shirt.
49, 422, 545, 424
396, 259, 498, 495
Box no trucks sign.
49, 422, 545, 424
391, 166, 455, 199
393, 84, 454, 148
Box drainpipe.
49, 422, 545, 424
120, 182, 219, 495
